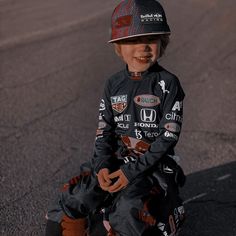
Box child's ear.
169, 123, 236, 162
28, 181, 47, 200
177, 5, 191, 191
114, 44, 122, 57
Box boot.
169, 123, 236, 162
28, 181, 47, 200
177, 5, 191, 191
107, 228, 116, 236
61, 215, 88, 236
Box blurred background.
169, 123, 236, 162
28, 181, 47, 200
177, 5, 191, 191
0, 0, 235, 235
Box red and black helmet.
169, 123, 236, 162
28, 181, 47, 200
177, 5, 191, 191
109, 0, 171, 43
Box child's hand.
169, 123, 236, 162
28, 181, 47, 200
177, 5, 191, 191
97, 168, 112, 191
108, 169, 129, 193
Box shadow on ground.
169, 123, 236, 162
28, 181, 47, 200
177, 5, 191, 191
180, 161, 236, 236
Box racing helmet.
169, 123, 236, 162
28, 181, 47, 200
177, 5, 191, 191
109, 0, 171, 43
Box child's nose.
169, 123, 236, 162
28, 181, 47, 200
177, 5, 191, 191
144, 44, 151, 51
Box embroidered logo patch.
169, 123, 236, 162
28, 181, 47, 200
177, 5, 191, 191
158, 80, 170, 94
134, 95, 160, 107
140, 13, 163, 24
111, 95, 128, 113
99, 99, 105, 111
164, 122, 181, 133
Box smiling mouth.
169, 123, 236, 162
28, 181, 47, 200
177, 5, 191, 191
135, 56, 152, 64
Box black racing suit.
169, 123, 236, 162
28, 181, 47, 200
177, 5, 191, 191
46, 63, 185, 236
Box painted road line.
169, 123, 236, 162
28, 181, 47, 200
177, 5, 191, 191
183, 193, 207, 204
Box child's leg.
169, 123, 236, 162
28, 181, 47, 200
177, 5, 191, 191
45, 216, 88, 236
109, 176, 155, 236
45, 220, 62, 236
45, 163, 109, 235
108, 171, 183, 236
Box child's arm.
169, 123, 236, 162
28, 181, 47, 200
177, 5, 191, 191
120, 75, 185, 183
91, 79, 116, 176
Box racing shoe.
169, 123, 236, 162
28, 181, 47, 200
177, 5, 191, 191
107, 228, 116, 236
61, 215, 88, 236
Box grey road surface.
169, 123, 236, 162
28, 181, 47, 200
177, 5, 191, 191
0, 0, 235, 235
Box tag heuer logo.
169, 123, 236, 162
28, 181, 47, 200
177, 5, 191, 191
134, 95, 160, 107
111, 95, 127, 113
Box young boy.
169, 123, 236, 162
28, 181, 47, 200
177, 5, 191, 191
45, 0, 186, 235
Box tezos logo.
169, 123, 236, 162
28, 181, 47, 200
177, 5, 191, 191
140, 109, 156, 122
134, 95, 160, 107
135, 129, 143, 140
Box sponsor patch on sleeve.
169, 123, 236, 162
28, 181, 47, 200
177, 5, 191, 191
164, 131, 178, 141
111, 95, 127, 113
99, 99, 105, 111
164, 122, 181, 133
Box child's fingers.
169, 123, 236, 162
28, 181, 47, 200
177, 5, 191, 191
97, 175, 107, 188
103, 173, 112, 184
108, 170, 119, 179
108, 180, 122, 192
97, 173, 104, 184
100, 185, 109, 191
99, 180, 110, 191
97, 169, 111, 186
97, 171, 112, 191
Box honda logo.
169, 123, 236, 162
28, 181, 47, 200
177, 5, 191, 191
140, 109, 156, 122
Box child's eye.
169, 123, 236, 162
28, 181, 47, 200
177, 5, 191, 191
124, 38, 138, 43
146, 37, 159, 42
120, 36, 159, 44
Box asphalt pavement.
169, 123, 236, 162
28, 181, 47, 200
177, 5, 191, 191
0, 0, 235, 235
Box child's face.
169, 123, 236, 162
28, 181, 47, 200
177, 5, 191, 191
114, 36, 160, 73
